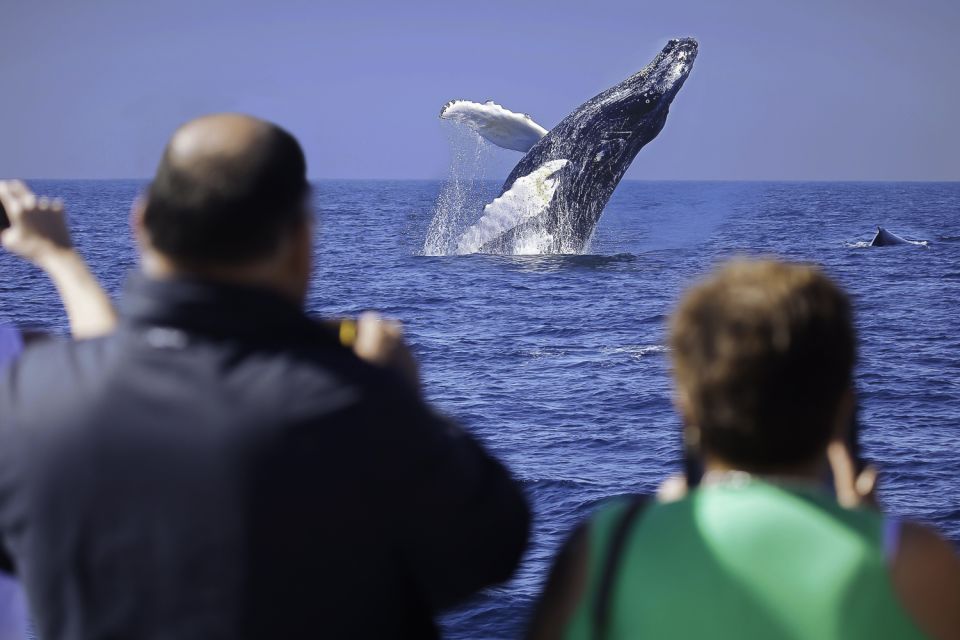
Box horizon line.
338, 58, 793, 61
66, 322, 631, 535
14, 177, 960, 184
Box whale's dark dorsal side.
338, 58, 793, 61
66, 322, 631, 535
476, 39, 698, 254
870, 227, 911, 246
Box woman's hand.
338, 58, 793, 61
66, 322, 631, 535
0, 180, 74, 268
0, 180, 116, 339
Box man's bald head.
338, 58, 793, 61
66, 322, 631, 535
143, 114, 309, 266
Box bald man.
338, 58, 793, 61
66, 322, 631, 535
0, 115, 530, 639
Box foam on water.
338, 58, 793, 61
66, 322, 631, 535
846, 240, 930, 248
456, 160, 569, 255
602, 344, 670, 360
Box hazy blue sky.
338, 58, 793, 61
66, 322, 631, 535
2, 0, 958, 180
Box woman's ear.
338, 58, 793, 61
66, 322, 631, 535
673, 390, 702, 447
131, 197, 149, 253
683, 424, 701, 450
673, 389, 694, 427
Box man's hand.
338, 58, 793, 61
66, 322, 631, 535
0, 180, 73, 267
353, 312, 421, 393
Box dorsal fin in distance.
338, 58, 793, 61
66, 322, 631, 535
439, 100, 548, 153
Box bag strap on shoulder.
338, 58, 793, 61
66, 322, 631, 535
593, 494, 649, 640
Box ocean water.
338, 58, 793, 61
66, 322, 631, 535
1, 180, 959, 638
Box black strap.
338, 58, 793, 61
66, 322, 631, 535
593, 495, 649, 640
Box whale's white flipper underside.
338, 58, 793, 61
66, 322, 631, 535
440, 100, 548, 153
456, 159, 569, 255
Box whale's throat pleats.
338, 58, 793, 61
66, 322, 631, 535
456, 160, 569, 254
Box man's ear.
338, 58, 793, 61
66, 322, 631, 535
131, 198, 172, 276
289, 216, 313, 269
284, 215, 314, 302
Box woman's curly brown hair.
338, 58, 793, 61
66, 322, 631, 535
669, 259, 856, 470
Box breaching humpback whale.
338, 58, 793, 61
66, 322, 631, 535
440, 38, 698, 254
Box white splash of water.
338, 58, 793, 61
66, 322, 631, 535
456, 159, 569, 255
422, 125, 493, 256
601, 344, 670, 361
511, 230, 557, 255
440, 100, 547, 153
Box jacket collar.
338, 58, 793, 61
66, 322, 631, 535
120, 274, 339, 347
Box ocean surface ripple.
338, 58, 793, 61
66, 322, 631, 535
1, 180, 958, 639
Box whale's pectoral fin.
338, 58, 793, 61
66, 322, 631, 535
456, 159, 569, 254
440, 100, 548, 153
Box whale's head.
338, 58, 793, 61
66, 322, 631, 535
592, 38, 698, 139
536, 37, 698, 189
530, 38, 697, 223
642, 38, 697, 104
493, 38, 698, 253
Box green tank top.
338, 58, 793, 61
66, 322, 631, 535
564, 479, 928, 640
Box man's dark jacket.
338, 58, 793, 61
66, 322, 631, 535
0, 277, 530, 639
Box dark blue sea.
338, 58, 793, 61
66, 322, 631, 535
1, 180, 959, 638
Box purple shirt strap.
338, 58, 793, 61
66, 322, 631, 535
883, 517, 902, 564
0, 325, 25, 370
